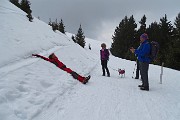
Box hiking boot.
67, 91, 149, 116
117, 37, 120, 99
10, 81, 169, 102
138, 85, 143, 87
135, 77, 139, 79
82, 75, 91, 84
107, 73, 110, 77
140, 86, 149, 91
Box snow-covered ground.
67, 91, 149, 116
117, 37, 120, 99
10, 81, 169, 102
0, 1, 180, 120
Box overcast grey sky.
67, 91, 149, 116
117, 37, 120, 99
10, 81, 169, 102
30, 0, 180, 42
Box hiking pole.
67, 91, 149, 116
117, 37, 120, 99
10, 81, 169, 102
132, 62, 137, 78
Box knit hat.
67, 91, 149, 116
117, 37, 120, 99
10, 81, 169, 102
140, 33, 148, 40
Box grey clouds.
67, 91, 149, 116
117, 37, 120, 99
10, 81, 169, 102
30, 0, 180, 42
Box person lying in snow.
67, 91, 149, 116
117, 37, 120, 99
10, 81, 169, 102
32, 53, 90, 84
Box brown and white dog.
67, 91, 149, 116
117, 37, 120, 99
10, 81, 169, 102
118, 69, 125, 77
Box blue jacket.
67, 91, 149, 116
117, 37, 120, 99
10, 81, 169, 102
135, 40, 151, 63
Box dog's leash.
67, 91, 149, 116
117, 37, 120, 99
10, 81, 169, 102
109, 66, 118, 71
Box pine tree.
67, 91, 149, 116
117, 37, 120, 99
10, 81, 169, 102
20, 0, 33, 22
48, 18, 52, 26
9, 0, 20, 8
110, 15, 137, 59
58, 19, 65, 34
134, 15, 147, 54
20, 0, 31, 14
146, 22, 161, 42
124, 15, 137, 60
51, 19, 59, 31
75, 25, 86, 48
159, 14, 173, 63
52, 22, 58, 31
139, 15, 147, 33
136, 15, 147, 40
146, 22, 161, 64
110, 18, 124, 58
165, 13, 180, 70
174, 13, 180, 39
71, 35, 76, 43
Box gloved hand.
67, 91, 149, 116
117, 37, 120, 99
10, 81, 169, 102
32, 54, 40, 57
130, 47, 135, 53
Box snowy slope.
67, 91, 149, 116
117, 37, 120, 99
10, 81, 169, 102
0, 1, 180, 120
0, 0, 73, 68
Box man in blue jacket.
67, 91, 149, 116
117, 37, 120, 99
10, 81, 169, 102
130, 33, 151, 91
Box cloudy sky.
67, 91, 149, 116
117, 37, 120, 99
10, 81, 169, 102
30, 0, 180, 42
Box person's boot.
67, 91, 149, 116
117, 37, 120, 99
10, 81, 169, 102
102, 69, 105, 76
140, 86, 149, 91
82, 75, 91, 84
107, 69, 110, 77
138, 85, 143, 87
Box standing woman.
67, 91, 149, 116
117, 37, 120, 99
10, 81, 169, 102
100, 43, 110, 77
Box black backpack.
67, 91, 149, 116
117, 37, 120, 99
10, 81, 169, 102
148, 41, 159, 62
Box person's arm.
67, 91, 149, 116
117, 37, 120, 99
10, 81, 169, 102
32, 54, 51, 62
130, 47, 135, 53
107, 49, 110, 56
135, 44, 150, 57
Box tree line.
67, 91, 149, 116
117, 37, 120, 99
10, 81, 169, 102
48, 18, 86, 48
110, 14, 180, 70
10, 0, 33, 21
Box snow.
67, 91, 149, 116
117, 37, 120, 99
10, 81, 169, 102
0, 0, 180, 120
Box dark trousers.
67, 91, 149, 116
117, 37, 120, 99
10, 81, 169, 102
136, 60, 140, 78
101, 60, 110, 76
139, 62, 149, 88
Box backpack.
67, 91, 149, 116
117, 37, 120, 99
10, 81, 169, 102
149, 41, 159, 62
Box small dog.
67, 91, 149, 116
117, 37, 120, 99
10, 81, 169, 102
118, 69, 125, 77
